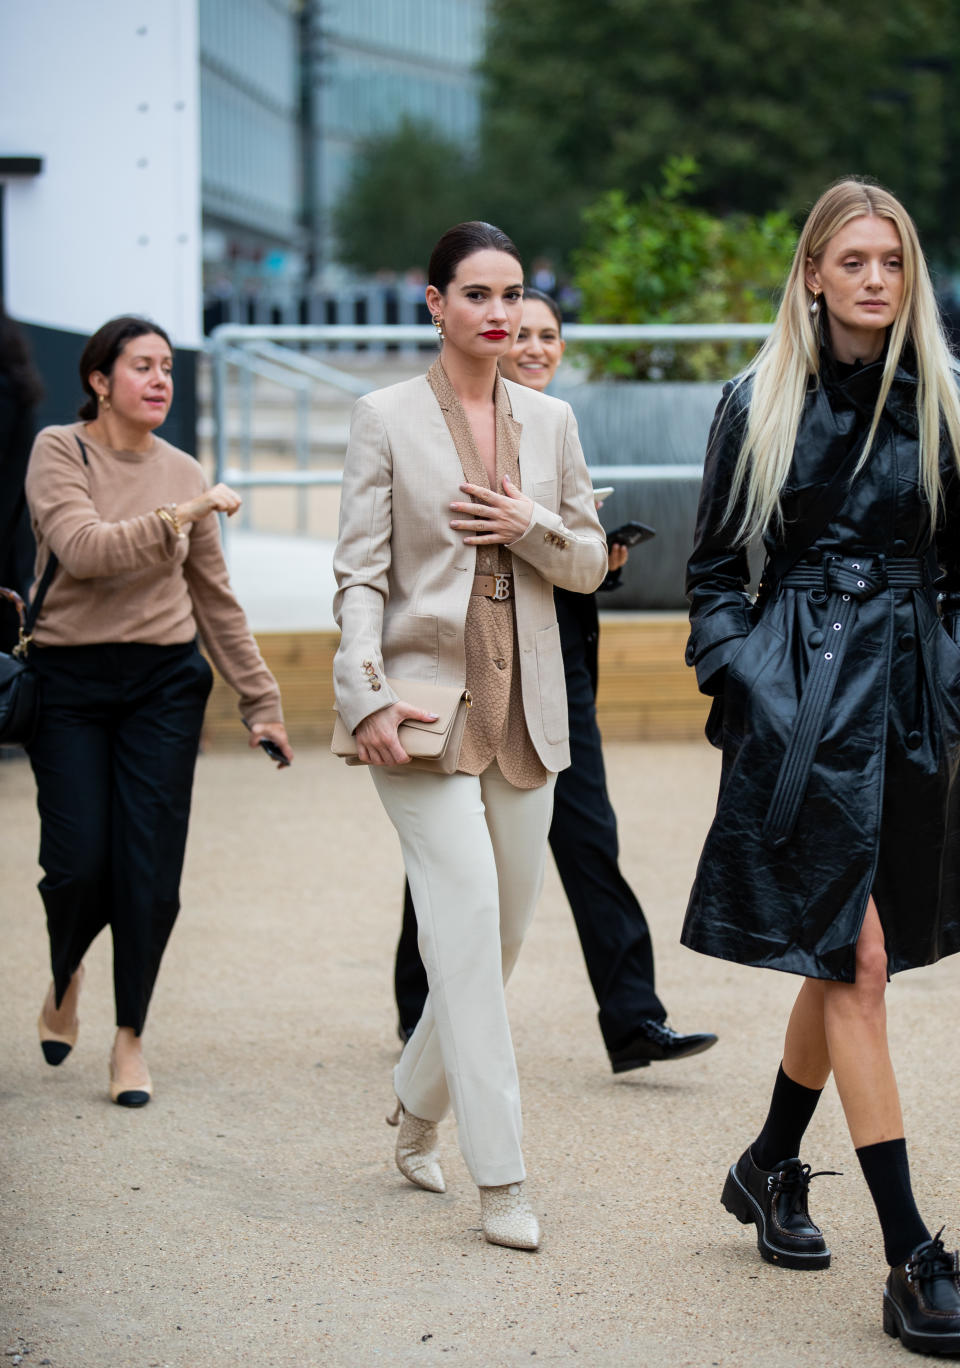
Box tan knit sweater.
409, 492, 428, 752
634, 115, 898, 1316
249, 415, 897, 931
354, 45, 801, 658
24, 423, 282, 725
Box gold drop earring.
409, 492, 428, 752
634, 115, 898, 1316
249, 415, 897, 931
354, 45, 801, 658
809, 291, 821, 317
432, 314, 444, 342
99, 393, 112, 411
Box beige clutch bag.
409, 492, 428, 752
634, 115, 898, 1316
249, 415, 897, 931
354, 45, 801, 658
331, 678, 472, 774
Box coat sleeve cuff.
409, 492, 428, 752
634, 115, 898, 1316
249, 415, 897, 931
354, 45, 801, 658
508, 503, 608, 593
686, 629, 751, 694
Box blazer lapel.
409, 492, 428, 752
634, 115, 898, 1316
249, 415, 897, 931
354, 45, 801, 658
494, 373, 523, 491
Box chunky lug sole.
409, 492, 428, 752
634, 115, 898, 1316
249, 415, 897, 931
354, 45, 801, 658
721, 1164, 831, 1270
883, 1289, 960, 1354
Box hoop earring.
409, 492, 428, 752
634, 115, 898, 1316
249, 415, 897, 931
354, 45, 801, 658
809, 292, 821, 317
431, 314, 444, 342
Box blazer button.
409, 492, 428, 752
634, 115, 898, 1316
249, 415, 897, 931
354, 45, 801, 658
684, 643, 695, 665
543, 532, 552, 543
899, 632, 916, 650
362, 659, 372, 667
906, 730, 922, 750
371, 681, 382, 691
808, 631, 825, 648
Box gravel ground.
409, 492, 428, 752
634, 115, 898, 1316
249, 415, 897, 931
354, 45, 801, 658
2, 740, 959, 1368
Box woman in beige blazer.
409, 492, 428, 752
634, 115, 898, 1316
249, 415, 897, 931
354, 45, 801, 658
333, 222, 607, 1250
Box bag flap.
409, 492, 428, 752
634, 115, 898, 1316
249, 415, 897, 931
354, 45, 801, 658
387, 678, 467, 735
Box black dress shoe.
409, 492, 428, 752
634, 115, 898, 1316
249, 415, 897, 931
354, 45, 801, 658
607, 1019, 718, 1073
884, 1230, 960, 1355
721, 1148, 834, 1270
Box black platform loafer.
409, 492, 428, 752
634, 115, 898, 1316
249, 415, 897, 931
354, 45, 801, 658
607, 1020, 718, 1073
721, 1148, 834, 1270
884, 1230, 960, 1355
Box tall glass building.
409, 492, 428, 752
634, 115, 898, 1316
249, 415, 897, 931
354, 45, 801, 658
199, 0, 487, 292
318, 1, 485, 229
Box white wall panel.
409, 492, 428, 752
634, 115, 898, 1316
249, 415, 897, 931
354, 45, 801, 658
0, 1, 202, 346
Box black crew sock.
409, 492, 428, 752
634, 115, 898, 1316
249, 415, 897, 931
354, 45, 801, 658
751, 1063, 824, 1170
856, 1137, 931, 1267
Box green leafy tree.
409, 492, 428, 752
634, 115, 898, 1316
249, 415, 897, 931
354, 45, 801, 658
333, 118, 480, 274
481, 0, 960, 269
572, 158, 796, 379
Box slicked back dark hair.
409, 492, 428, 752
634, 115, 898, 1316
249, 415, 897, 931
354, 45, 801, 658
78, 315, 173, 420
521, 287, 563, 333
427, 221, 522, 294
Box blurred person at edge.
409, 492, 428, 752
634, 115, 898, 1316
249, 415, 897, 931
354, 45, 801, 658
684, 180, 960, 1353
394, 289, 717, 1072
25, 315, 292, 1109
0, 310, 42, 618
333, 224, 607, 1250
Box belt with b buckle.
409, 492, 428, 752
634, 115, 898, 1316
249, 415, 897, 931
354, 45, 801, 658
472, 573, 512, 601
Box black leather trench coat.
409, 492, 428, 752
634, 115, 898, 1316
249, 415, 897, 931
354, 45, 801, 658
682, 352, 960, 981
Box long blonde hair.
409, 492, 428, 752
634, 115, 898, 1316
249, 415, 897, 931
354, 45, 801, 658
727, 179, 960, 543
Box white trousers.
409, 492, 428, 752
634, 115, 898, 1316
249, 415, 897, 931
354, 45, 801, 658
371, 762, 556, 1187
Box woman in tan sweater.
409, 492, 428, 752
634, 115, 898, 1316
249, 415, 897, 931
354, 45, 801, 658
26, 314, 292, 1107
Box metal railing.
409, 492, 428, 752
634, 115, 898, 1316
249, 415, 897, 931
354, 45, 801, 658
208, 322, 773, 513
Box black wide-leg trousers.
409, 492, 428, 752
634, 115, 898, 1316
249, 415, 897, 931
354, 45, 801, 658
395, 589, 666, 1051
27, 641, 212, 1034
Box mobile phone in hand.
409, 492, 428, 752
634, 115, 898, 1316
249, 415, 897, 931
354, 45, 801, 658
607, 520, 657, 548
258, 737, 291, 766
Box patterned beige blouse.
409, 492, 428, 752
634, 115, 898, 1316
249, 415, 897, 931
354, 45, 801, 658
426, 359, 547, 789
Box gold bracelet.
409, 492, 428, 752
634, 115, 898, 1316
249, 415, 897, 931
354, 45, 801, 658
156, 504, 184, 538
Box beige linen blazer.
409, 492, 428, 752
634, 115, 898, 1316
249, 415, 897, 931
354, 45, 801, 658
332, 373, 608, 771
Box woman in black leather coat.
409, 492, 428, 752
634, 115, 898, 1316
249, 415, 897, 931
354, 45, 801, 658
684, 179, 960, 1355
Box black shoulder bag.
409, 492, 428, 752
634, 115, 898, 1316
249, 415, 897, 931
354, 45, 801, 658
0, 552, 59, 745
0, 434, 94, 744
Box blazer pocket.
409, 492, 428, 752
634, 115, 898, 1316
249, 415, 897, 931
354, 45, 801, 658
535, 621, 567, 744
533, 479, 557, 510
382, 613, 439, 675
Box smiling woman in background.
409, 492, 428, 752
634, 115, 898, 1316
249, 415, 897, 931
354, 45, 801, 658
333, 224, 607, 1250
25, 315, 291, 1109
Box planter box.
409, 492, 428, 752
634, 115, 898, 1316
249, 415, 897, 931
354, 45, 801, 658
555, 380, 722, 610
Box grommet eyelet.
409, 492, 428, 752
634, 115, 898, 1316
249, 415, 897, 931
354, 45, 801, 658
857, 580, 865, 589
833, 623, 842, 630
852, 562, 861, 570
842, 594, 850, 602
809, 589, 828, 604
824, 652, 833, 660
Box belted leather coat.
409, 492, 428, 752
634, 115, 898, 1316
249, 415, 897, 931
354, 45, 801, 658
682, 349, 960, 981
